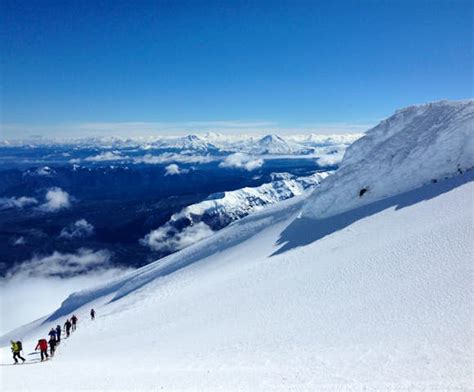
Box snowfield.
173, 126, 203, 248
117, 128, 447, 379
1, 100, 473, 391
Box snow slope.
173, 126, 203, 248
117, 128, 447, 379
1, 101, 473, 391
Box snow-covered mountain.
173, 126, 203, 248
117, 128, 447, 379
1, 100, 472, 391
0, 132, 361, 156
141, 171, 330, 252
244, 134, 313, 155
0, 133, 359, 154
151, 134, 220, 153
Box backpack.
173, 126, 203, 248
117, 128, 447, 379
16, 341, 22, 351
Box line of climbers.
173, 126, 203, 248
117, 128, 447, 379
10, 308, 96, 364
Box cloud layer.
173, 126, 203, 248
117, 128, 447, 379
0, 265, 131, 336
133, 153, 215, 165
84, 151, 125, 162
8, 248, 112, 278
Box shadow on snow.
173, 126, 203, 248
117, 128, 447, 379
271, 170, 473, 257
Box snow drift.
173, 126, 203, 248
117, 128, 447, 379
302, 100, 474, 219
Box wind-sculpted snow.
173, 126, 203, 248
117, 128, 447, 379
302, 100, 474, 219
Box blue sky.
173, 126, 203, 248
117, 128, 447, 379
1, 0, 472, 137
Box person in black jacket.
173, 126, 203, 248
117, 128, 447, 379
49, 336, 57, 357
71, 314, 78, 331
56, 325, 61, 343
64, 319, 72, 337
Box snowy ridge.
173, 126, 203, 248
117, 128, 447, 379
140, 171, 330, 252
303, 100, 474, 219
174, 171, 329, 225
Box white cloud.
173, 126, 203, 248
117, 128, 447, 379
59, 219, 95, 239
140, 222, 214, 253
316, 152, 345, 167
84, 151, 127, 162
0, 196, 38, 210
219, 153, 264, 171
133, 153, 215, 165
313, 145, 349, 167
164, 163, 189, 176
243, 158, 265, 171
8, 248, 112, 278
39, 187, 71, 212
165, 163, 180, 175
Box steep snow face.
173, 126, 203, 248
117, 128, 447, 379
302, 100, 474, 219
141, 171, 330, 252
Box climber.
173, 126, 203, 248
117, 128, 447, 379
10, 340, 25, 364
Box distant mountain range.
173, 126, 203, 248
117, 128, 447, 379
1, 133, 362, 156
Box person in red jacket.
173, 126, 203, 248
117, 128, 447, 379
35, 338, 49, 361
